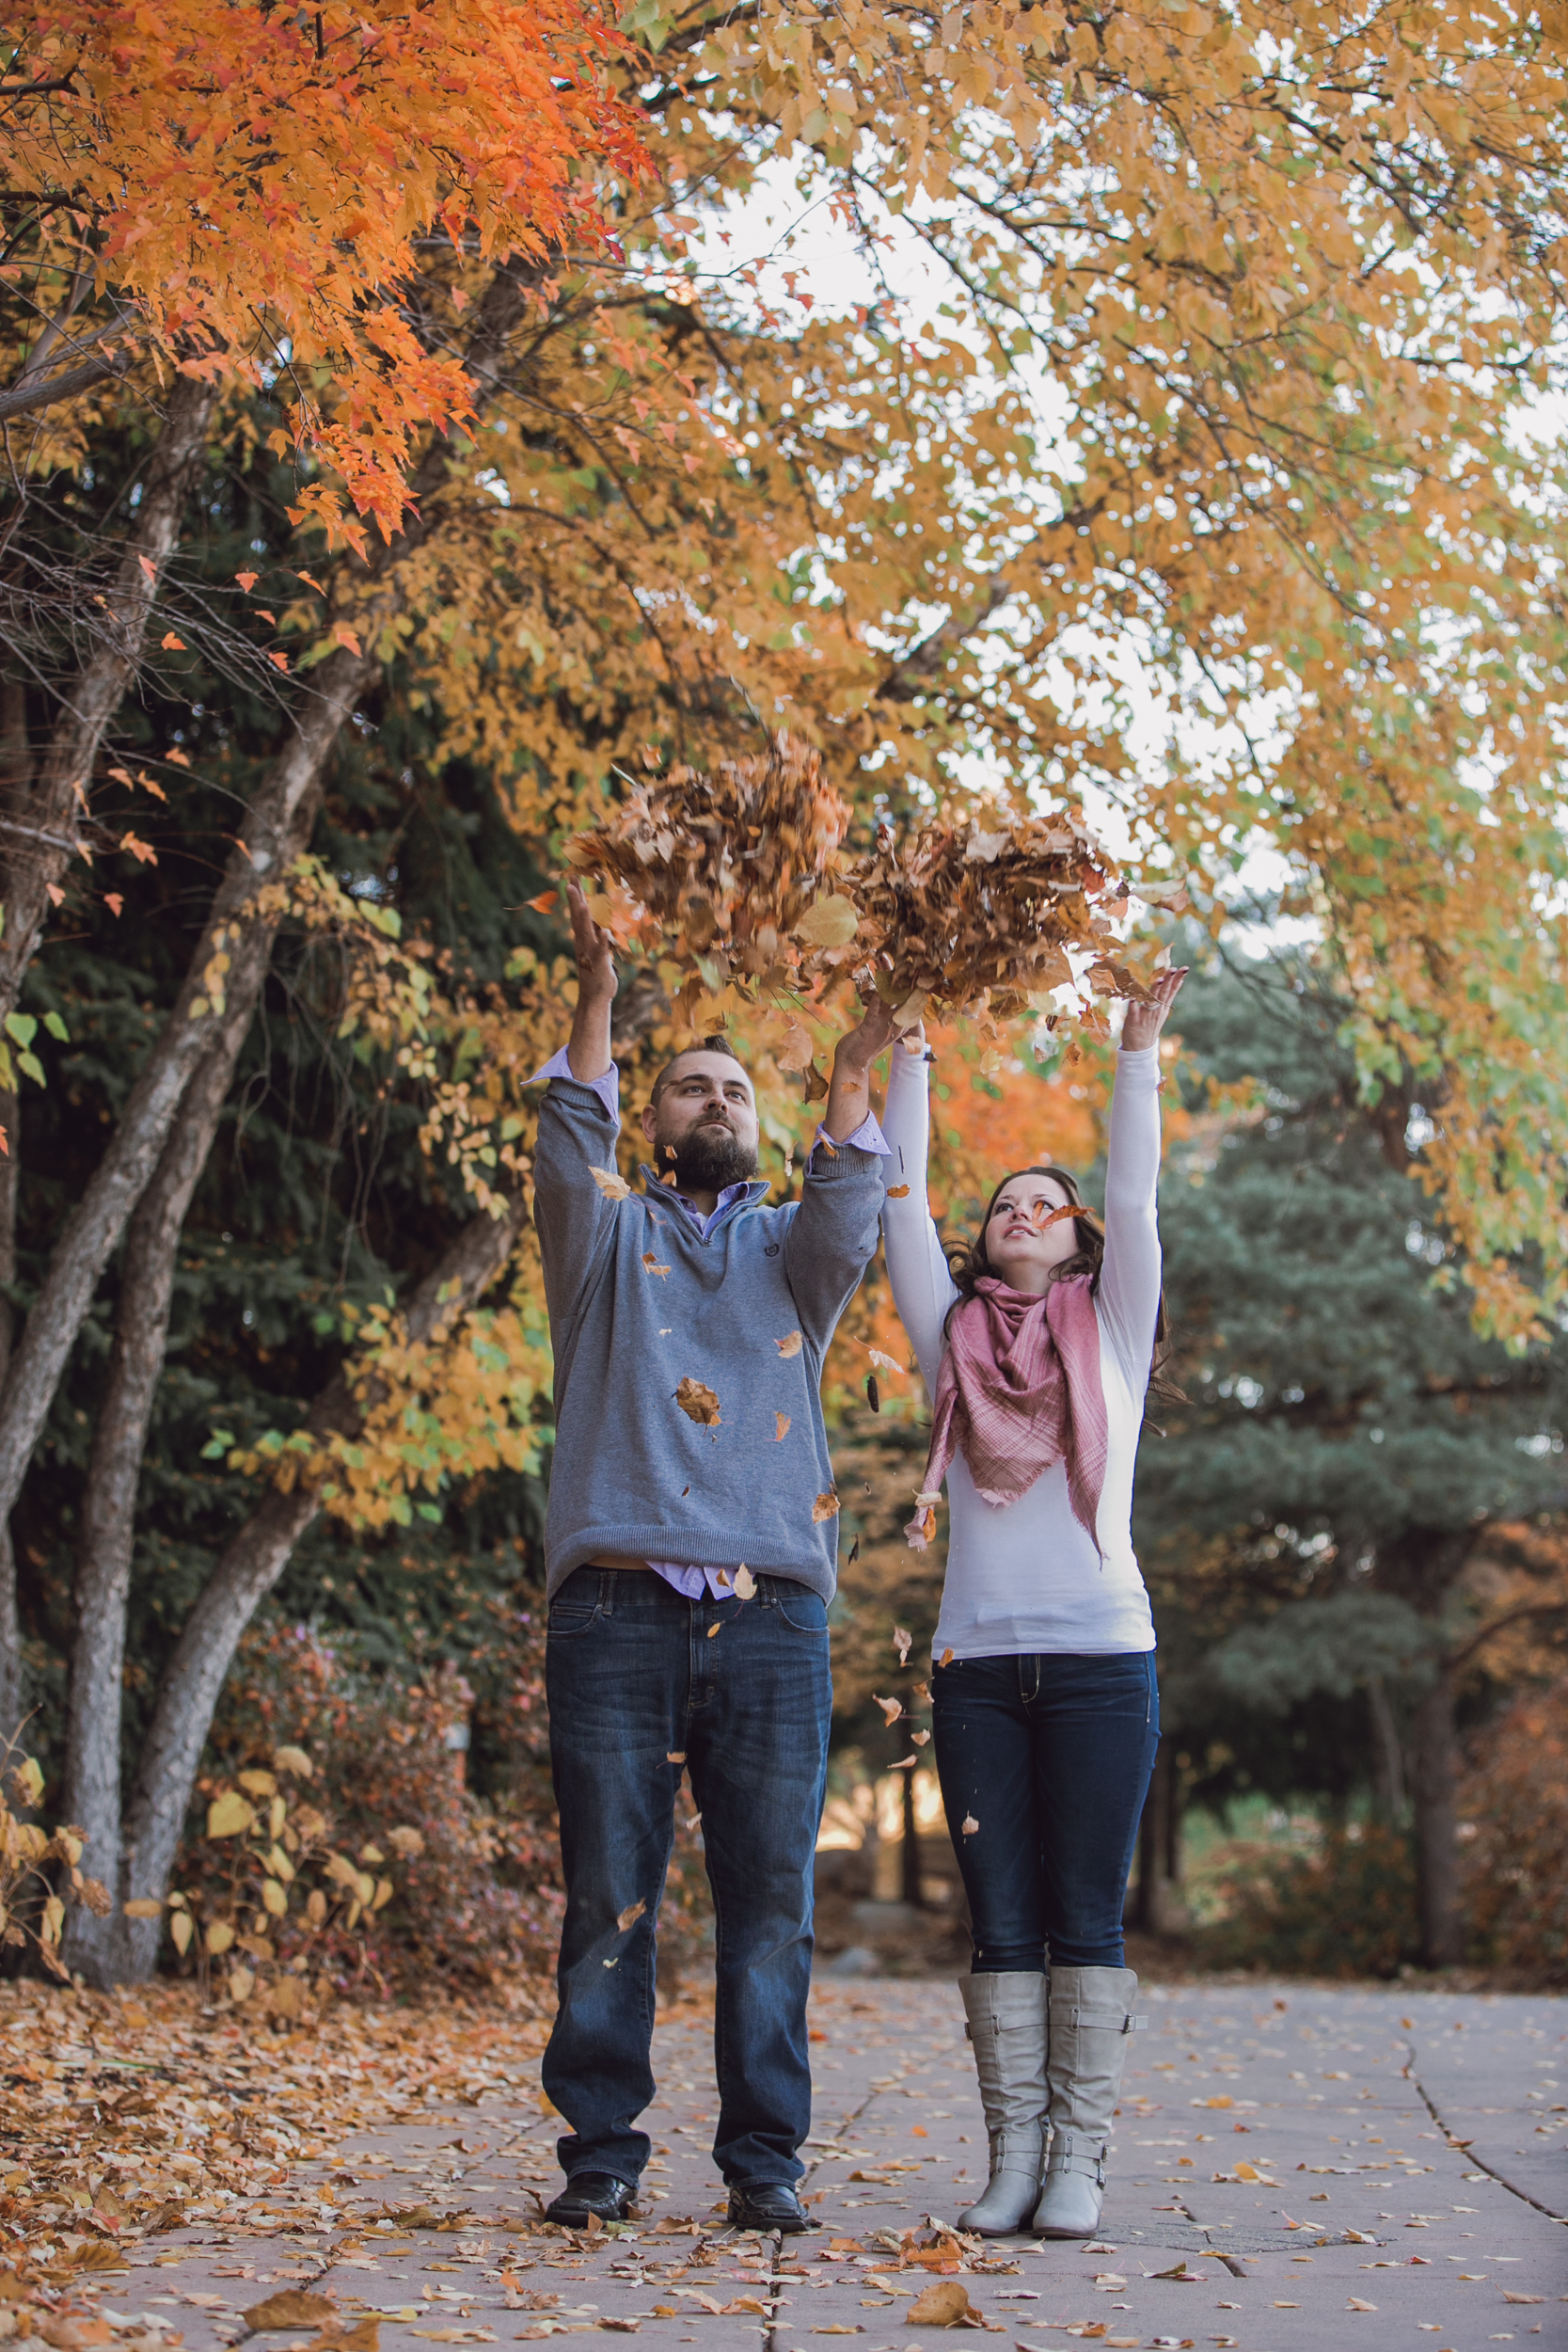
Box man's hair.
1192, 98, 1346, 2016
649, 1034, 749, 1107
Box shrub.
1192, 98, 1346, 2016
1461, 1676, 1568, 1979
1196, 1822, 1419, 1979
186, 1625, 564, 1996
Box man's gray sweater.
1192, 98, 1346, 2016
533, 1074, 885, 1600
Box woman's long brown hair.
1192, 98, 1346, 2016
944, 1163, 1181, 1406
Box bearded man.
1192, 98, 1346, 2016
528, 881, 895, 2235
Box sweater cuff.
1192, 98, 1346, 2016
528, 1045, 621, 1130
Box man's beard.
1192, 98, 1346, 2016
661, 1118, 759, 1194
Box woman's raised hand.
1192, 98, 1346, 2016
1120, 965, 1187, 1053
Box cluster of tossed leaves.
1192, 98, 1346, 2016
0, 1741, 110, 1979
567, 734, 852, 978
569, 743, 1148, 1028
840, 808, 1145, 1026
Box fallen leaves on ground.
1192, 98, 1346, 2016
0, 1973, 556, 2269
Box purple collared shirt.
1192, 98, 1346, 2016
528, 1044, 888, 1597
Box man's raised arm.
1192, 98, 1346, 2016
530, 882, 626, 1329
784, 997, 900, 1348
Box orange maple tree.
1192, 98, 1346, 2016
1, 0, 647, 541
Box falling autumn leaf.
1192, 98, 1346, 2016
874, 1695, 903, 1726
885, 1183, 911, 1199
961, 1813, 978, 1835
940, 1647, 955, 1668
674, 1375, 721, 1425
734, 1565, 756, 1598
894, 1626, 912, 1663
812, 1489, 839, 1522
867, 1345, 907, 1375
865, 1373, 880, 1412
911, 1729, 930, 1747
591, 1166, 631, 1200
776, 1329, 803, 1359
641, 1250, 670, 1277
775, 1412, 791, 1440
615, 1899, 646, 1933
847, 1535, 860, 1564
890, 1754, 917, 1770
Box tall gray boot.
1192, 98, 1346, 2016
956, 1972, 1050, 2235
1032, 1965, 1146, 2239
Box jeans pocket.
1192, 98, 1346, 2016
772, 1587, 829, 1634
547, 1604, 600, 1641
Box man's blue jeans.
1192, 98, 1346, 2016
931, 1651, 1159, 1971
542, 1566, 832, 2190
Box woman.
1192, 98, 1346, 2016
879, 968, 1184, 2239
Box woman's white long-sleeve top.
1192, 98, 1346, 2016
879, 1043, 1162, 1660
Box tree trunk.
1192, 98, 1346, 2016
61, 1039, 246, 1979
0, 372, 219, 1030
0, 1081, 18, 1747
900, 1772, 922, 1909
1367, 1674, 1406, 1823
1410, 1677, 1465, 1968
99, 1187, 529, 1980
1130, 1739, 1184, 1936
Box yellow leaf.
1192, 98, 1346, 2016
616, 1898, 647, 1932
275, 1743, 313, 1778
794, 895, 858, 947
229, 1965, 256, 2003
734, 1564, 756, 1598
591, 1166, 631, 1200
205, 1920, 235, 1955
372, 1877, 395, 1911
170, 1910, 194, 1956
261, 1878, 287, 1917
238, 1768, 277, 1797
775, 1329, 802, 1358
122, 1896, 163, 1917
207, 1791, 255, 1838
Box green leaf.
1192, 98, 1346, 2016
5, 1013, 36, 1048
17, 1052, 45, 1088
415, 1502, 443, 1523
42, 1011, 69, 1041
200, 1430, 236, 1460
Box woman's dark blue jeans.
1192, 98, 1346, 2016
931, 1650, 1159, 1971
543, 1566, 832, 2192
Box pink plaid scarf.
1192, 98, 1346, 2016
907, 1274, 1108, 1551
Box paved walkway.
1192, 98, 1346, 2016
108, 1979, 1564, 2352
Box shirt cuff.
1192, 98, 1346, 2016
814, 1109, 891, 1158
527, 1044, 622, 1129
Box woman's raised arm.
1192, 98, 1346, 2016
879, 1030, 959, 1389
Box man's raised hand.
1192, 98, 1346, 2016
564, 879, 617, 1084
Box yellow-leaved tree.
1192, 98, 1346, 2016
1, 0, 1566, 1981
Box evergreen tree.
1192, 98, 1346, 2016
1136, 951, 1568, 1964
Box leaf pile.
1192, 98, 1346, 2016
0, 1974, 557, 2264
832, 807, 1133, 1026
566, 735, 851, 977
